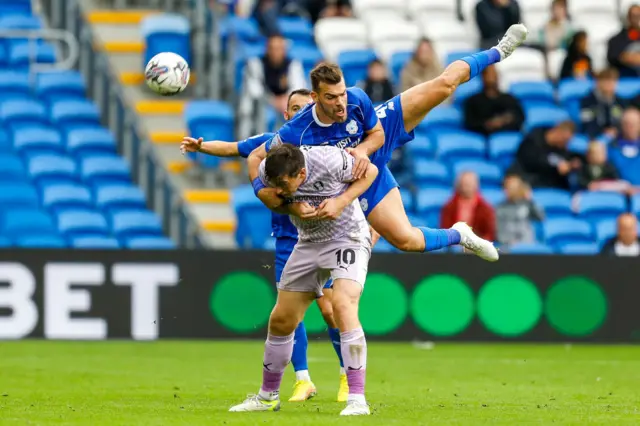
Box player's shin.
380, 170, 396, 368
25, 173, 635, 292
419, 227, 461, 252
260, 331, 294, 401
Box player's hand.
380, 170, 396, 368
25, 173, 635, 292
257, 187, 284, 210
346, 147, 371, 179
287, 202, 318, 220
180, 136, 203, 155
317, 198, 347, 220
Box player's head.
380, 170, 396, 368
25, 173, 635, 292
265, 144, 306, 196
310, 62, 348, 123
285, 88, 312, 121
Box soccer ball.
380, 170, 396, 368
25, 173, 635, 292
144, 52, 190, 96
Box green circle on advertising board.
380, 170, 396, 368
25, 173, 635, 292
546, 276, 607, 336
411, 274, 474, 336
477, 275, 542, 337
303, 300, 328, 334
210, 272, 275, 333
360, 273, 408, 335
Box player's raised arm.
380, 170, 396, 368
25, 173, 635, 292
347, 88, 384, 179
180, 136, 240, 156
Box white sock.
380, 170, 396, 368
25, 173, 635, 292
258, 389, 279, 401
340, 367, 345, 375
347, 393, 366, 404
295, 369, 311, 381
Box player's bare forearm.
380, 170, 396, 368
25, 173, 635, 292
338, 163, 379, 206
247, 143, 267, 181
199, 141, 239, 157
355, 121, 384, 156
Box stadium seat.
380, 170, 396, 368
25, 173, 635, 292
50, 100, 101, 131
8, 42, 56, 68
141, 13, 191, 65
16, 235, 66, 248
496, 47, 546, 85
262, 237, 276, 251
524, 106, 571, 132
12, 127, 63, 156
111, 211, 163, 240
508, 242, 553, 254
71, 236, 120, 249
338, 49, 377, 86
0, 14, 41, 30
42, 184, 93, 213
616, 78, 640, 99
422, 21, 473, 58
418, 106, 462, 133
367, 19, 421, 61
233, 43, 266, 92
372, 237, 398, 253
543, 218, 593, 246
445, 50, 478, 66
482, 188, 505, 206
219, 16, 264, 45
509, 81, 555, 106
36, 71, 86, 103
353, 0, 404, 21
452, 77, 482, 105
488, 132, 521, 169
0, 128, 9, 151
389, 51, 411, 83
558, 242, 600, 255
631, 194, 640, 216
0, 236, 11, 247
66, 128, 116, 158
400, 188, 414, 213
435, 130, 486, 163
568, 134, 589, 155
558, 79, 594, 104
0, 155, 27, 181
278, 17, 314, 46
233, 185, 271, 249
95, 185, 146, 213
289, 45, 324, 76
595, 220, 616, 243
576, 192, 627, 222
547, 48, 566, 81
314, 18, 368, 61
416, 188, 452, 225
452, 160, 503, 187
404, 135, 434, 158
81, 156, 131, 187
412, 159, 450, 186
0, 70, 31, 100
0, 99, 48, 129
125, 236, 176, 249
185, 100, 234, 142
27, 154, 76, 186
0, 0, 32, 15
533, 189, 572, 218
57, 210, 109, 238
0, 182, 38, 210
2, 208, 57, 239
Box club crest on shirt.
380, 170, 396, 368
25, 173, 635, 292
360, 198, 368, 212
346, 120, 358, 135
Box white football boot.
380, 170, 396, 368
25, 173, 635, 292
340, 400, 371, 416
452, 222, 499, 262
494, 23, 529, 60
228, 394, 280, 412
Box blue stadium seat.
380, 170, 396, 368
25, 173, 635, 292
50, 100, 101, 131
389, 51, 411, 84
568, 134, 589, 154
524, 106, 571, 132
452, 160, 503, 187
412, 159, 450, 186
576, 192, 626, 222
0, 236, 11, 247
0, 71, 30, 100
81, 156, 131, 187
278, 17, 314, 46
95, 185, 146, 213
446, 50, 478, 65
185, 100, 234, 142
557, 242, 599, 255
543, 218, 593, 246
482, 188, 505, 206
631, 194, 640, 216
373, 238, 397, 253
418, 106, 462, 133
595, 220, 616, 243
71, 236, 121, 249
558, 79, 593, 105
233, 184, 271, 248
220, 16, 264, 45
416, 188, 452, 226
0, 100, 48, 129
28, 154, 76, 186
0, 155, 26, 181
233, 43, 266, 92
0, 44, 8, 68
616, 78, 640, 99
16, 235, 66, 248
66, 128, 116, 158
453, 77, 482, 105
404, 135, 433, 158
263, 237, 276, 251
42, 184, 93, 213
0, 14, 42, 30
533, 188, 572, 218
510, 81, 555, 105
508, 242, 553, 254
111, 211, 163, 239
400, 188, 414, 213
13, 127, 63, 156
0, 182, 38, 209
0, 128, 9, 151
488, 131, 521, 169
57, 210, 109, 238
36, 71, 86, 103
338, 49, 377, 86
8, 42, 55, 68
0, 0, 32, 15
435, 130, 486, 163
141, 13, 191, 65
289, 45, 324, 76
2, 208, 57, 239
125, 236, 176, 249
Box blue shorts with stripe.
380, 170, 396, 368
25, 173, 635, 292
275, 236, 333, 289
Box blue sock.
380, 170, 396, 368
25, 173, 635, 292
418, 227, 461, 252
291, 322, 308, 372
327, 327, 343, 368
460, 48, 502, 80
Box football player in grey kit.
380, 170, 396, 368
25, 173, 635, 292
229, 144, 377, 416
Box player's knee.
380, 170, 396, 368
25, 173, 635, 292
385, 231, 419, 252
269, 309, 298, 335
319, 303, 334, 324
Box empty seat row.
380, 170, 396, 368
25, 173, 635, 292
0, 234, 175, 249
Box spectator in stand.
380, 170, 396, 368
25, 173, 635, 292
560, 31, 593, 80
607, 4, 640, 78
537, 0, 573, 52
400, 38, 443, 92
441, 171, 496, 241
496, 175, 544, 247
306, 0, 353, 23
463, 65, 525, 136
360, 59, 395, 104
608, 108, 640, 185
580, 68, 625, 139
245, 35, 307, 114
475, 0, 521, 50
510, 120, 581, 189
577, 142, 627, 192
600, 213, 640, 256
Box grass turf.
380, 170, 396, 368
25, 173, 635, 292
1, 341, 640, 425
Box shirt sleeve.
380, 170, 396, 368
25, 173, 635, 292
237, 133, 273, 158
351, 87, 379, 132
324, 147, 356, 183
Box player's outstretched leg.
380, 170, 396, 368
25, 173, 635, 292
229, 290, 315, 413
332, 278, 370, 416
317, 286, 349, 402
400, 23, 528, 133
288, 322, 317, 402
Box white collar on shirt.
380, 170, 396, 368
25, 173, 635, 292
614, 240, 640, 256
312, 104, 333, 128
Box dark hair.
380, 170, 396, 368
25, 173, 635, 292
265, 144, 305, 186
287, 88, 311, 105
413, 38, 432, 59
368, 58, 384, 68
566, 30, 588, 58
310, 62, 343, 92
595, 67, 619, 80
555, 120, 576, 132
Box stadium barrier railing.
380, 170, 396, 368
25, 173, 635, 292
2, 249, 637, 342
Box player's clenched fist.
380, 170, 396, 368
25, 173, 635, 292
180, 136, 203, 155
287, 202, 318, 220
345, 147, 370, 179
317, 198, 347, 220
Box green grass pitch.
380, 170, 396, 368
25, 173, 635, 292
2, 341, 640, 425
